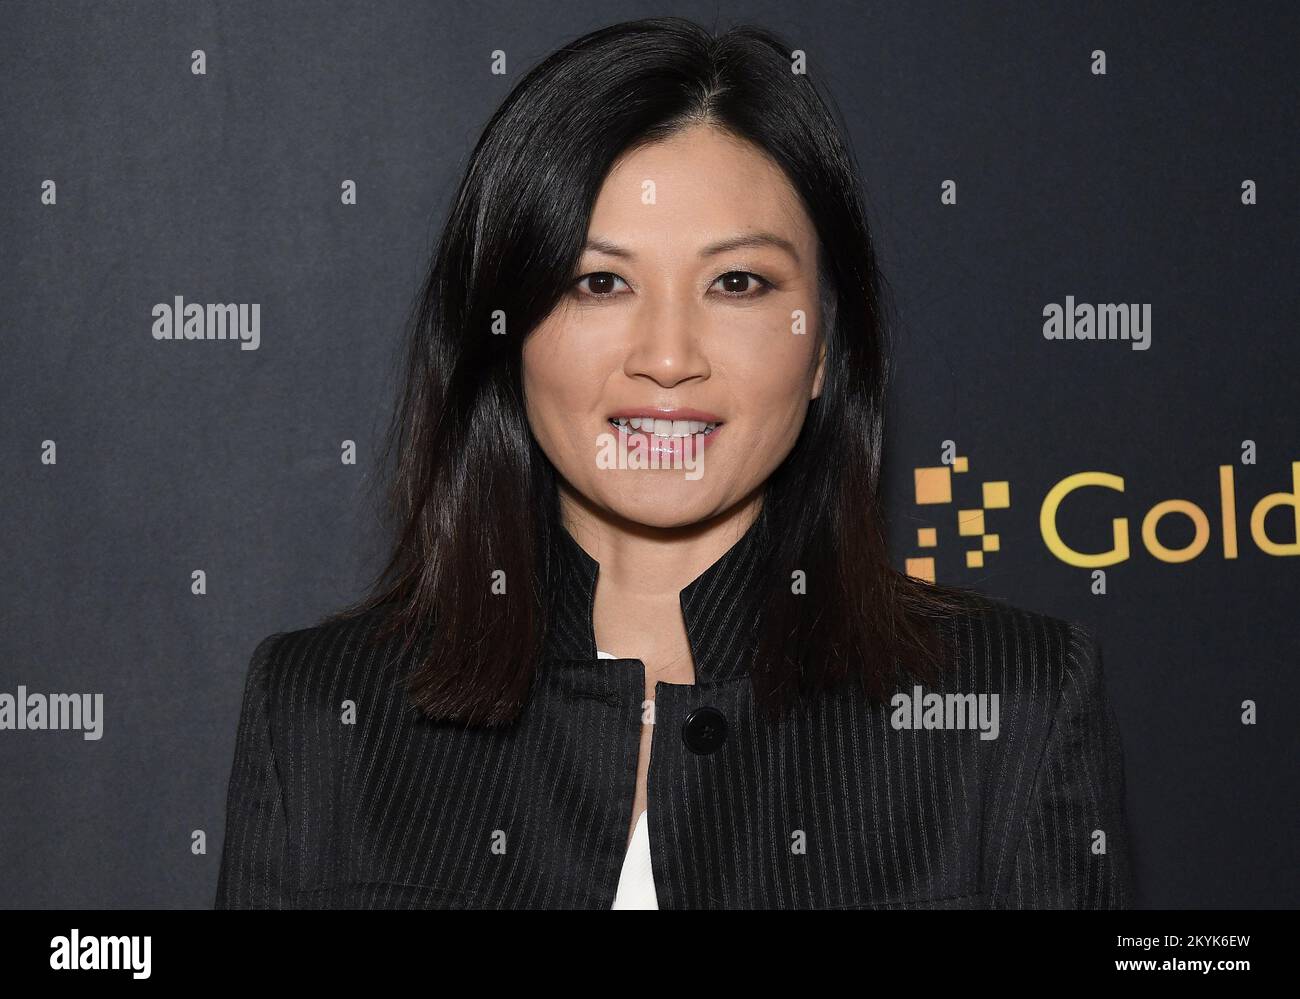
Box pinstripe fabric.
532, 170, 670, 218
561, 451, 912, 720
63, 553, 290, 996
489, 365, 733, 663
214, 521, 1135, 909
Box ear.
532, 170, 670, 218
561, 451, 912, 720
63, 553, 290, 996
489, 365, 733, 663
810, 338, 827, 400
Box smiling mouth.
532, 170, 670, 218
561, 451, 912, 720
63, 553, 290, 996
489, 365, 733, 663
607, 417, 720, 438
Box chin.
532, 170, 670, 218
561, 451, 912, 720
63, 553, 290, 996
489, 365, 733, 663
594, 477, 734, 530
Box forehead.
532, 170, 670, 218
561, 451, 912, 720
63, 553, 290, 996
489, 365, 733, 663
589, 126, 815, 248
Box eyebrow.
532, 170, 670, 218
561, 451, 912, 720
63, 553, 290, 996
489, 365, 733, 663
583, 231, 801, 265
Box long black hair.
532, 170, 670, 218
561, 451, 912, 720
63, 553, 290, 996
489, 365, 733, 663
330, 16, 974, 725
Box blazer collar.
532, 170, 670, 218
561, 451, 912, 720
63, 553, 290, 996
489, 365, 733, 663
541, 511, 769, 682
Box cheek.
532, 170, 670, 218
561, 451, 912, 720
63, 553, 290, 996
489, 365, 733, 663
721, 322, 820, 419
522, 332, 604, 455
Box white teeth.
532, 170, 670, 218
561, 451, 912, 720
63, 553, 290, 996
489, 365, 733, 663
610, 417, 719, 437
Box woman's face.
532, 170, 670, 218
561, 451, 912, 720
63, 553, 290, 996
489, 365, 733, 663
523, 124, 825, 530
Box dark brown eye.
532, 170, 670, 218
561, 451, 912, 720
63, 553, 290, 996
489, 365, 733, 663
574, 272, 627, 297
714, 271, 769, 296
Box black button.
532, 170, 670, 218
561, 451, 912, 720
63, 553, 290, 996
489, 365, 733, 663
682, 706, 727, 755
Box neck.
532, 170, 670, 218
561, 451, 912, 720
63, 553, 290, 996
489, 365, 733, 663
540, 485, 769, 681
557, 484, 763, 605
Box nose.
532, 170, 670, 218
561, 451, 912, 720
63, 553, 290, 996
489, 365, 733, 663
622, 294, 710, 388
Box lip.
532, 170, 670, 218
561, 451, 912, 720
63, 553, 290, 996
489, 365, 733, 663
607, 407, 724, 423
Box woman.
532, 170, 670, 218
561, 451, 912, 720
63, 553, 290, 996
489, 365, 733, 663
215, 16, 1134, 909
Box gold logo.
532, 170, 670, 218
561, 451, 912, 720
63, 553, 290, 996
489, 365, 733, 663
905, 457, 1300, 580
906, 454, 1010, 583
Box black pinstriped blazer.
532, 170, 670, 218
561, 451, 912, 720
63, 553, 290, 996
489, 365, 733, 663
214, 519, 1135, 909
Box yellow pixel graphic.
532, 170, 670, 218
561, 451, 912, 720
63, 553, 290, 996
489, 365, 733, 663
905, 457, 1009, 582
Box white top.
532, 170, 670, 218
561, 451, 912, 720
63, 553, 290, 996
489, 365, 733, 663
598, 649, 659, 910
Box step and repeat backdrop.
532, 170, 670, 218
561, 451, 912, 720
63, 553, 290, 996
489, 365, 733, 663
2, 1, 1296, 908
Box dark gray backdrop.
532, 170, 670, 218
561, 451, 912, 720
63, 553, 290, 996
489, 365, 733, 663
2, 0, 1296, 908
